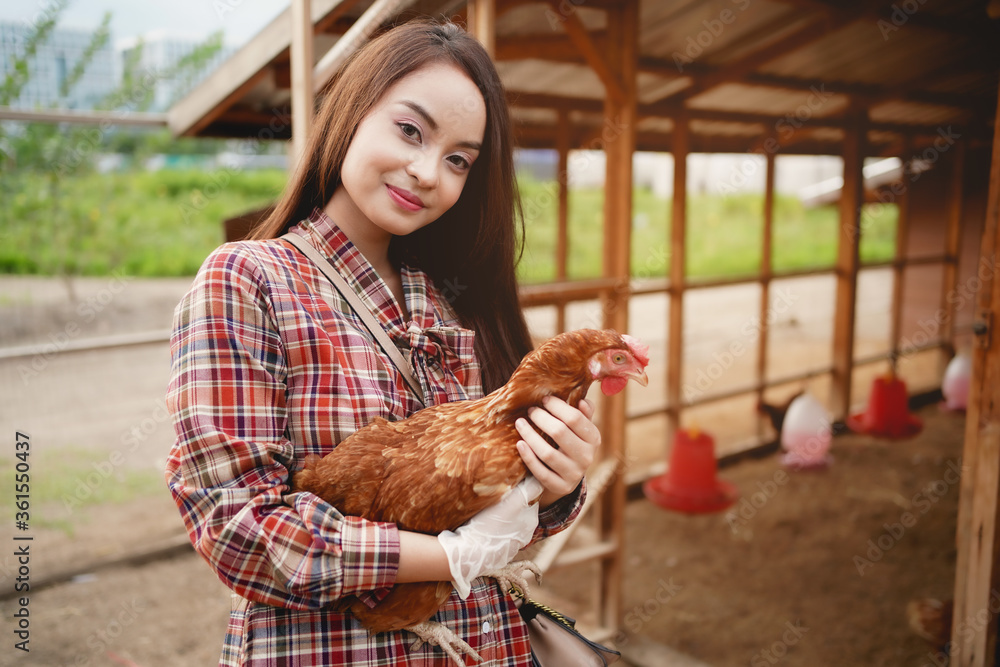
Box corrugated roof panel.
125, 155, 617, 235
925, 70, 997, 97
869, 100, 972, 126
761, 22, 957, 86
498, 59, 604, 99
687, 82, 850, 119
805, 127, 845, 143
511, 106, 559, 125
638, 72, 692, 104
638, 0, 800, 65
867, 129, 899, 146
637, 116, 675, 134
697, 12, 813, 67
168, 0, 996, 149
690, 119, 761, 137
915, 0, 991, 14
497, 2, 606, 36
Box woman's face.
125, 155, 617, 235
334, 62, 487, 240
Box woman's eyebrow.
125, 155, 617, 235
401, 100, 482, 151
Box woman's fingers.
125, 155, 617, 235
514, 415, 574, 480
514, 396, 601, 499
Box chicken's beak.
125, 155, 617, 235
628, 369, 649, 387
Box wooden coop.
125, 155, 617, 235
169, 0, 1000, 663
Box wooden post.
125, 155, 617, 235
941, 141, 967, 361
667, 113, 688, 440
757, 148, 775, 437
889, 140, 912, 367
556, 110, 571, 333
950, 88, 1000, 667
290, 0, 315, 168
831, 107, 866, 419
467, 0, 495, 57
597, 0, 637, 634
312, 0, 419, 93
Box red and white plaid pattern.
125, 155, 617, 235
166, 209, 584, 666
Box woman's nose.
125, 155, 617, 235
405, 151, 438, 188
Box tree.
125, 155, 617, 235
0, 3, 223, 285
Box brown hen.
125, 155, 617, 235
291, 328, 648, 658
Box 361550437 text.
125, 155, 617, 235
13, 431, 32, 653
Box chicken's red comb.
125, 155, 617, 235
622, 334, 650, 366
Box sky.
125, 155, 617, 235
0, 0, 288, 48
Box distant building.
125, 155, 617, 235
0, 20, 115, 109
0, 21, 232, 112
118, 31, 234, 112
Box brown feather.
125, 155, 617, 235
289, 328, 647, 633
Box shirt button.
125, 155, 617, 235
482, 621, 492, 634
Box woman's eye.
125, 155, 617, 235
448, 155, 471, 170
398, 122, 421, 141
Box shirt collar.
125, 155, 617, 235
295, 208, 441, 335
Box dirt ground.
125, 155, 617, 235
542, 402, 963, 667
0, 275, 967, 666
0, 402, 963, 667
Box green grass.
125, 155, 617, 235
517, 177, 897, 283
0, 168, 286, 276
0, 169, 898, 280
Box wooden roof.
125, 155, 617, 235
168, 0, 999, 155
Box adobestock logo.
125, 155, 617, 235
671, 0, 752, 73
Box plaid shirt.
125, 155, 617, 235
165, 209, 584, 666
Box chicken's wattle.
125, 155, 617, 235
601, 376, 628, 395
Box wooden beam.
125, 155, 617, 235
549, 1, 625, 106
889, 140, 912, 366
168, 0, 345, 137
667, 112, 688, 436
313, 0, 419, 94
314, 0, 364, 34
744, 71, 987, 111
508, 91, 972, 139
634, 56, 991, 112
757, 148, 775, 438
951, 84, 1000, 667
830, 105, 866, 419
512, 119, 911, 157
0, 106, 167, 126
467, 0, 496, 58
556, 109, 571, 333
597, 0, 638, 635
940, 141, 967, 359
290, 0, 315, 169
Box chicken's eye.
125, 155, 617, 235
612, 353, 627, 364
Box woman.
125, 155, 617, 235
166, 20, 600, 665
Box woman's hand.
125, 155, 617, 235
435, 476, 543, 598
515, 396, 600, 508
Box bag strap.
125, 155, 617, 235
281, 232, 425, 407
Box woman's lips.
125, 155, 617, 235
386, 184, 424, 212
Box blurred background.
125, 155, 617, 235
0, 1, 992, 665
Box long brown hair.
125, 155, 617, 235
251, 19, 531, 392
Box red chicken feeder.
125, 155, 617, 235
847, 374, 923, 439
644, 428, 738, 514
